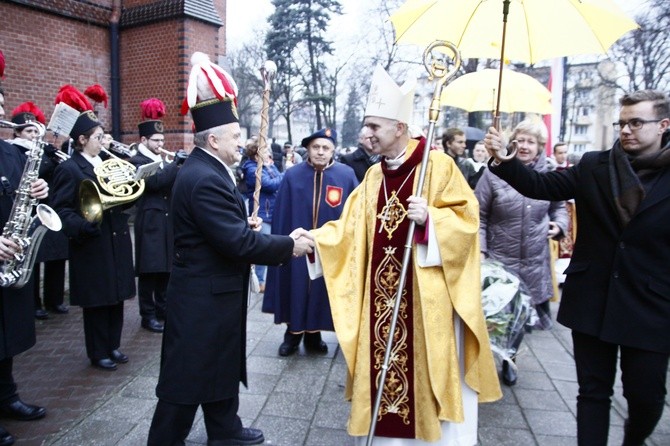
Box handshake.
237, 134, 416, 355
289, 228, 315, 257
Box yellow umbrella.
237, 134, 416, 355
391, 0, 637, 159
390, 0, 638, 64
441, 68, 552, 114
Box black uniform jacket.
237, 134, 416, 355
128, 152, 179, 274
50, 151, 136, 307
490, 135, 670, 353
0, 141, 35, 360
156, 147, 294, 404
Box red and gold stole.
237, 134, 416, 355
369, 139, 425, 438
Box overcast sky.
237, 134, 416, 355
226, 0, 644, 51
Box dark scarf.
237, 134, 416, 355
609, 134, 670, 226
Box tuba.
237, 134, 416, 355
0, 120, 63, 288
79, 147, 145, 223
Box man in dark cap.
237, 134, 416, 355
263, 128, 358, 356
147, 52, 314, 446
128, 98, 180, 334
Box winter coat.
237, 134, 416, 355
241, 159, 283, 223
475, 157, 568, 305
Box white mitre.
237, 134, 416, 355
364, 64, 416, 124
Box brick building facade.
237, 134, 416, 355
0, 0, 227, 151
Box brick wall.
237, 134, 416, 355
0, 0, 228, 151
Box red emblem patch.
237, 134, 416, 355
325, 185, 343, 207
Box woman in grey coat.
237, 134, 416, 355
475, 119, 568, 385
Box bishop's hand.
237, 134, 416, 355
407, 195, 428, 226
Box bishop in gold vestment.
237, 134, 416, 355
310, 136, 501, 443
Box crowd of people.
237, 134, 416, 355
0, 44, 669, 446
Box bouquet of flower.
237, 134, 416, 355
480, 259, 537, 362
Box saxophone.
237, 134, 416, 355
0, 120, 63, 288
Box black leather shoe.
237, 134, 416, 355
141, 318, 164, 333
304, 332, 328, 353
0, 426, 14, 446
110, 350, 129, 364
0, 400, 46, 421
210, 427, 264, 445
34, 309, 48, 320
502, 359, 517, 386
278, 331, 302, 357
47, 304, 69, 314
90, 358, 117, 371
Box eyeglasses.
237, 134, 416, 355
612, 118, 662, 132
91, 134, 104, 141
149, 138, 165, 144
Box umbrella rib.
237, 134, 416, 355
568, 1, 608, 53
393, 1, 439, 43
458, 1, 486, 50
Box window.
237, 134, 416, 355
575, 125, 588, 135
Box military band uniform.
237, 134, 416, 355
128, 148, 179, 324
51, 150, 135, 363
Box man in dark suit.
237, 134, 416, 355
0, 74, 49, 446
128, 98, 180, 333
339, 127, 379, 182
485, 90, 670, 446
147, 52, 314, 446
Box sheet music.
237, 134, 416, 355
134, 160, 162, 181
47, 103, 80, 137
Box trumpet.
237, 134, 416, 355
107, 140, 135, 158
157, 148, 188, 164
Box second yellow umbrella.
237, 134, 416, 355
441, 68, 552, 114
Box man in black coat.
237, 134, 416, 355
128, 98, 179, 333
339, 127, 379, 182
485, 90, 670, 446
147, 52, 314, 446
0, 83, 49, 446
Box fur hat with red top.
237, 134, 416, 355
181, 52, 238, 133
55, 84, 100, 140
138, 98, 165, 138
11, 102, 46, 129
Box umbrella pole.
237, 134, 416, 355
495, 0, 517, 160
365, 40, 461, 446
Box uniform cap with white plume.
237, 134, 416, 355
182, 52, 239, 133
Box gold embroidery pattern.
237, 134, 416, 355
372, 246, 410, 424
377, 191, 407, 240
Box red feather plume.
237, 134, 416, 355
84, 84, 108, 108
54, 85, 93, 112
0, 50, 5, 79
11, 102, 46, 124
140, 98, 166, 121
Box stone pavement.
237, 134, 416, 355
6, 295, 670, 445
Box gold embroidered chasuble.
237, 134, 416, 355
313, 140, 502, 442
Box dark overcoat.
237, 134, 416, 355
155, 147, 294, 405
128, 152, 179, 274
339, 145, 378, 182
490, 133, 670, 353
0, 141, 35, 360
50, 151, 136, 307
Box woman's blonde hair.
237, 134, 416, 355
511, 118, 548, 147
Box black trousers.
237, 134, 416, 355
572, 331, 669, 446
138, 272, 169, 320
147, 395, 242, 446
82, 303, 124, 361
33, 260, 66, 309
0, 358, 17, 405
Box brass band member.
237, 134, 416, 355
8, 102, 69, 320
51, 85, 135, 372
0, 51, 48, 446
128, 98, 181, 333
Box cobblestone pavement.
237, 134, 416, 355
5, 294, 670, 445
